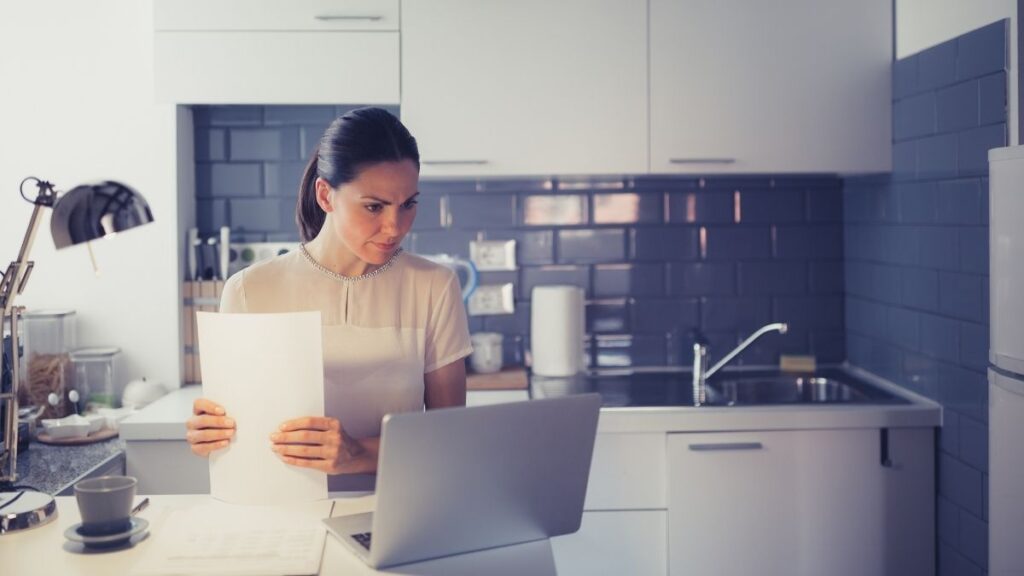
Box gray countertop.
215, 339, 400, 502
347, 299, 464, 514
13, 437, 125, 496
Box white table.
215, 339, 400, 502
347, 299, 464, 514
1, 494, 556, 576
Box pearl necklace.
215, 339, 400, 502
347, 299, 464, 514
298, 244, 403, 283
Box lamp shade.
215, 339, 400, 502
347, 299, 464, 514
49, 181, 153, 249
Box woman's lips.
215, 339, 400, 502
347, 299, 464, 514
373, 242, 397, 251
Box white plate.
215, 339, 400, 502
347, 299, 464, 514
39, 416, 92, 439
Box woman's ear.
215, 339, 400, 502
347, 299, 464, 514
314, 178, 335, 213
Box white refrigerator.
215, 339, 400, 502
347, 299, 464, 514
989, 146, 1024, 575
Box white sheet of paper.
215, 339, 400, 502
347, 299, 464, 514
197, 311, 327, 505
132, 500, 333, 576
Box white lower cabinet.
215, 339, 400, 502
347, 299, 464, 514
550, 432, 668, 575
551, 510, 667, 576
666, 428, 933, 576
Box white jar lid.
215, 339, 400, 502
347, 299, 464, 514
22, 309, 76, 318
69, 346, 121, 359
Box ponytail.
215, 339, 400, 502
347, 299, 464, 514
296, 146, 324, 242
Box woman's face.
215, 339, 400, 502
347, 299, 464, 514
318, 159, 419, 266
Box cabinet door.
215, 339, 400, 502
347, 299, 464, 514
155, 0, 399, 31
551, 510, 667, 576
155, 32, 399, 104
667, 429, 887, 576
650, 0, 891, 174
401, 0, 647, 177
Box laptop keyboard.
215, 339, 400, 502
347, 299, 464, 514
352, 531, 372, 550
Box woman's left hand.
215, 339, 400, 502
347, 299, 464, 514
270, 416, 366, 474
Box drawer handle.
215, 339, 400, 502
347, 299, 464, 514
688, 442, 764, 451
422, 160, 490, 166
669, 158, 737, 164
314, 14, 384, 21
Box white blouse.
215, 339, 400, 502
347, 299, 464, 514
218, 249, 472, 490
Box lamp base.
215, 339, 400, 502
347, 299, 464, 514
0, 490, 57, 534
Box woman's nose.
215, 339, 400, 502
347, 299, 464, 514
381, 210, 400, 236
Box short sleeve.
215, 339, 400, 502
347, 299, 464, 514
423, 269, 473, 373
219, 271, 248, 313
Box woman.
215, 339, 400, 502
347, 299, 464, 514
184, 107, 472, 490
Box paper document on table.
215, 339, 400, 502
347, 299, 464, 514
133, 500, 333, 576
197, 311, 327, 505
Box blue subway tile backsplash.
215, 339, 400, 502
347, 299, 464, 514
844, 21, 1006, 575
229, 127, 300, 161
935, 81, 979, 133
956, 20, 1007, 80
979, 71, 1008, 125
592, 263, 665, 298
917, 42, 958, 92
630, 227, 699, 261
557, 229, 626, 263
894, 92, 937, 140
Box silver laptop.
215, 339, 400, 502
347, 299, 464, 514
323, 394, 601, 568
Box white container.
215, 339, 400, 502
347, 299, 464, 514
530, 285, 585, 377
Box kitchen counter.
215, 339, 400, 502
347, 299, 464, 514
14, 437, 125, 496
122, 364, 941, 441
1, 494, 556, 576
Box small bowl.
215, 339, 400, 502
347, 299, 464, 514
41, 415, 93, 439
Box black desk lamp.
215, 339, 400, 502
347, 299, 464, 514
0, 177, 153, 533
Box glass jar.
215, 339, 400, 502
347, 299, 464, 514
20, 309, 75, 418
70, 347, 122, 411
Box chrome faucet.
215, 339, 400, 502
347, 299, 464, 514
692, 322, 788, 406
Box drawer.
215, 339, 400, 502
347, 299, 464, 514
155, 31, 400, 104
155, 0, 399, 31
584, 433, 666, 510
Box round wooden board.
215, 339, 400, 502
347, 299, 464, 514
36, 427, 119, 446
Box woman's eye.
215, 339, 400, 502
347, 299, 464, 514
402, 200, 419, 210
364, 204, 383, 213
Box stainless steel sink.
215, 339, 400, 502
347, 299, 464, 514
703, 372, 906, 406
532, 367, 909, 408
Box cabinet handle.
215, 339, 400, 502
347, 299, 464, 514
880, 428, 893, 468
688, 442, 763, 451
314, 14, 384, 21
422, 160, 490, 166
669, 158, 737, 165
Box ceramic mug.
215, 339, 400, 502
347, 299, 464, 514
470, 332, 504, 374
74, 475, 137, 536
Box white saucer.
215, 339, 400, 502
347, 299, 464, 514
64, 517, 149, 548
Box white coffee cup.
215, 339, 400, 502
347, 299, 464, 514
470, 332, 504, 374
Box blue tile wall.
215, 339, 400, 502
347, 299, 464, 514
847, 20, 1007, 575
192, 104, 400, 240
195, 107, 845, 368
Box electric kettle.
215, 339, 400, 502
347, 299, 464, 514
417, 254, 478, 303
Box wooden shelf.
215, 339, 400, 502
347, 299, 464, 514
466, 368, 528, 390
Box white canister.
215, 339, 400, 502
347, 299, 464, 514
530, 285, 586, 377
469, 332, 504, 374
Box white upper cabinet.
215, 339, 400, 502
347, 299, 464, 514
400, 0, 648, 177
153, 0, 399, 104
650, 0, 892, 174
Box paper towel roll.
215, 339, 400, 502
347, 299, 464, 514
530, 285, 585, 377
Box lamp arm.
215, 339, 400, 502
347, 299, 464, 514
0, 203, 47, 320
0, 178, 58, 318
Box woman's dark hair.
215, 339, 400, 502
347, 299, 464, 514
296, 107, 420, 242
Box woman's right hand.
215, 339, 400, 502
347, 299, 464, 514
186, 397, 235, 456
